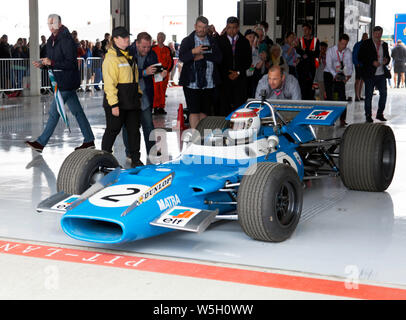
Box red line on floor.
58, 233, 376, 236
0, 240, 405, 300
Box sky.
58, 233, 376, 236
375, 0, 406, 35
0, 0, 403, 44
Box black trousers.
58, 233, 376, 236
323, 72, 347, 121
102, 106, 141, 161
219, 77, 248, 116
183, 86, 215, 116
297, 64, 316, 100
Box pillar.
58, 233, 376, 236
110, 0, 130, 31
187, 0, 203, 35
266, 0, 277, 41
29, 0, 41, 96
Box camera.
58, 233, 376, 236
335, 61, 346, 82
154, 65, 165, 74
335, 72, 347, 82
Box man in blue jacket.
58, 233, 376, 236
26, 14, 95, 153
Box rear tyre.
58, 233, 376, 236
57, 149, 120, 194
339, 124, 396, 192
237, 162, 303, 242
195, 116, 229, 141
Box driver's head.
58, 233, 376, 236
267, 66, 285, 91
229, 109, 261, 141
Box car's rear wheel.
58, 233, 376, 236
195, 116, 229, 141
237, 162, 303, 242
57, 149, 120, 194
339, 124, 396, 192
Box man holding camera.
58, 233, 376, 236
323, 34, 353, 127
127, 32, 164, 158
179, 16, 222, 129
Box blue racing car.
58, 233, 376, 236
37, 97, 397, 244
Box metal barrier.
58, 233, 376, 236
0, 57, 104, 97
0, 58, 30, 93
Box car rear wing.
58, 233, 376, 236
270, 99, 347, 126
230, 99, 348, 127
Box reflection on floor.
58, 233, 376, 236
0, 87, 406, 296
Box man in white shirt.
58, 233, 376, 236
323, 34, 353, 127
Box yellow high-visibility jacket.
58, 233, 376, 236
102, 46, 142, 110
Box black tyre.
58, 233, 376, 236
339, 124, 396, 192
57, 149, 120, 194
237, 162, 303, 242
195, 116, 229, 140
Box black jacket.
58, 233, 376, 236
358, 39, 391, 79
217, 32, 252, 81
0, 42, 11, 58
178, 31, 222, 87
46, 25, 81, 91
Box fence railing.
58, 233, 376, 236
0, 57, 104, 95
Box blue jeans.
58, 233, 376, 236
364, 75, 387, 117
123, 107, 155, 157
37, 90, 95, 146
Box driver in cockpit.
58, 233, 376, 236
255, 65, 302, 101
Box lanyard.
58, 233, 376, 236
336, 49, 345, 64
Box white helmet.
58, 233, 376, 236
228, 109, 261, 141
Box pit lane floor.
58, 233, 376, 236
0, 87, 405, 300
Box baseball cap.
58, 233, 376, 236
112, 26, 131, 38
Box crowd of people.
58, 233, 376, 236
5, 13, 403, 167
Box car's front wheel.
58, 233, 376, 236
237, 162, 303, 242
57, 149, 120, 194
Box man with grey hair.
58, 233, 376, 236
26, 14, 95, 153
179, 16, 222, 128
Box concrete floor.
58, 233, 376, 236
0, 86, 406, 300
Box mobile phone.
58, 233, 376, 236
202, 45, 212, 54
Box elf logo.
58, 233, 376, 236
157, 207, 201, 227
306, 110, 333, 120
169, 209, 196, 219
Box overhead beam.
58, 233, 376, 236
110, 0, 130, 31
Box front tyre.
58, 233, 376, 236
57, 149, 120, 194
237, 162, 303, 242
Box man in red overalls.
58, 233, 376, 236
152, 32, 174, 115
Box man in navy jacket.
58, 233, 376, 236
26, 14, 95, 153
179, 16, 222, 128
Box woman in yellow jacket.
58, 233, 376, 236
102, 27, 144, 168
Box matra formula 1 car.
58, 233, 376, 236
37, 98, 397, 244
